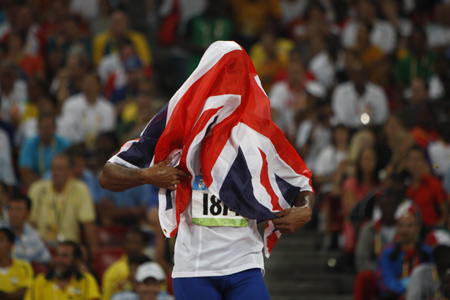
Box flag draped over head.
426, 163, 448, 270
109, 41, 313, 257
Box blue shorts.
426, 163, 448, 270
173, 268, 271, 300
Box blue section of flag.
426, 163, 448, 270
219, 147, 276, 223
118, 104, 168, 168
275, 174, 301, 206
165, 189, 172, 210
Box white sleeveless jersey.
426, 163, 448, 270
171, 201, 265, 278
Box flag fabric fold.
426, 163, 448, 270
109, 41, 313, 257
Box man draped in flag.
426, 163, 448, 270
99, 41, 314, 300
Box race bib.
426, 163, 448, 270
191, 176, 248, 227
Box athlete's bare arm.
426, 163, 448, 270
99, 157, 189, 192
272, 191, 315, 234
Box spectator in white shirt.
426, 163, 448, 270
331, 63, 389, 129
59, 73, 115, 147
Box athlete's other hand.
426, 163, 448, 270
272, 206, 312, 233
144, 157, 190, 190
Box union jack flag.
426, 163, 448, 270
109, 41, 313, 257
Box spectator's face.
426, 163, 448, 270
51, 156, 71, 187
110, 11, 129, 36
359, 148, 377, 174
397, 213, 419, 245
124, 232, 144, 256
38, 116, 56, 144
82, 75, 100, 98
406, 149, 426, 176
410, 78, 428, 104
53, 244, 76, 277
0, 231, 12, 256
8, 200, 29, 230
137, 278, 161, 300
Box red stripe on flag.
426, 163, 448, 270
265, 222, 279, 255
259, 148, 283, 212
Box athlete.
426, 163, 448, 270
99, 41, 314, 300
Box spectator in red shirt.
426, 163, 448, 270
405, 146, 448, 229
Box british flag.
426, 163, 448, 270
109, 41, 313, 257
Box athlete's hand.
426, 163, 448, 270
272, 206, 312, 233
143, 157, 190, 190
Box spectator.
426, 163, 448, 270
0, 227, 34, 300
331, 62, 389, 129
118, 91, 156, 144
5, 29, 45, 80
59, 73, 115, 147
98, 37, 136, 99
405, 146, 448, 230
376, 202, 433, 300
406, 245, 450, 300
25, 241, 101, 300
395, 27, 437, 90
50, 51, 89, 105
347, 21, 386, 86
46, 14, 91, 62
0, 193, 51, 264
341, 147, 380, 252
0, 61, 28, 126
19, 111, 70, 191
380, 0, 412, 40
269, 51, 310, 141
111, 262, 174, 300
313, 124, 350, 194
0, 5, 46, 57
110, 56, 145, 105
92, 10, 152, 67
341, 0, 396, 54
308, 33, 341, 90
230, 0, 281, 50
249, 25, 293, 93
289, 2, 337, 61
28, 154, 98, 254
183, 0, 233, 76
102, 227, 148, 300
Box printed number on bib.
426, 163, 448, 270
191, 176, 248, 227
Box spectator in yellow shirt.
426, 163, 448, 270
0, 227, 34, 300
102, 227, 147, 300
25, 241, 101, 300
92, 10, 152, 67
28, 154, 98, 255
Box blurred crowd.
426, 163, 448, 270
0, 0, 450, 299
